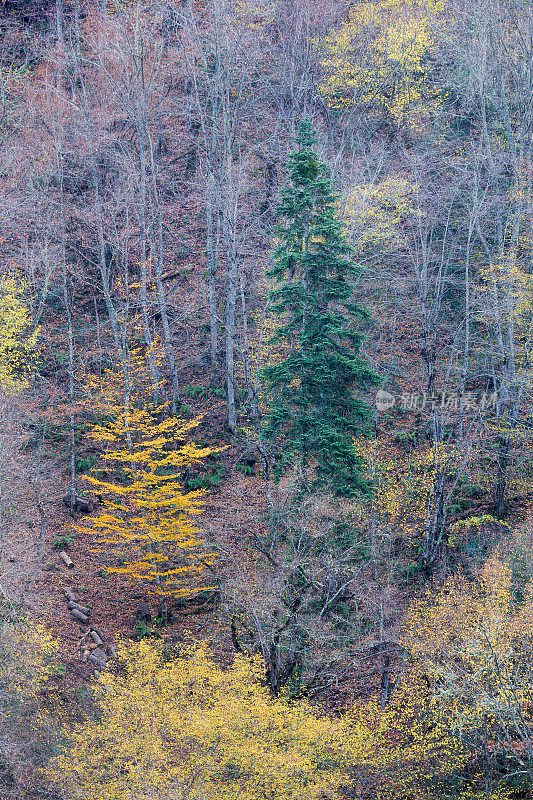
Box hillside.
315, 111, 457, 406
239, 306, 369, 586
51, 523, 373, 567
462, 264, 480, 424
1, 1, 533, 799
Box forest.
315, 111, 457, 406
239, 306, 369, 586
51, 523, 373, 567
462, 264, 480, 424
0, 0, 533, 798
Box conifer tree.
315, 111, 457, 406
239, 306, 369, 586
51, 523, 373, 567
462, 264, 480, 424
262, 121, 377, 496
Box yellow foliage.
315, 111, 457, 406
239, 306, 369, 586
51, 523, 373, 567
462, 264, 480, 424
397, 557, 533, 794
78, 404, 219, 598
79, 339, 164, 413
353, 438, 463, 546
448, 514, 509, 547
477, 250, 533, 332
0, 614, 56, 697
48, 639, 349, 800
0, 276, 39, 393
345, 691, 478, 800
0, 612, 59, 793
336, 560, 526, 799
320, 0, 443, 127
77, 348, 220, 598
48, 633, 519, 800
343, 177, 418, 253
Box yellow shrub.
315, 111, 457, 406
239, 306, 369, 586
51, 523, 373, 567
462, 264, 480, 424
49, 640, 349, 800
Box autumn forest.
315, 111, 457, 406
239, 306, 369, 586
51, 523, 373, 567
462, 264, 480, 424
1, 0, 533, 798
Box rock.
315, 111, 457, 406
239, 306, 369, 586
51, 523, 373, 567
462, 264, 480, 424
68, 601, 90, 615
60, 551, 74, 568
90, 647, 108, 662
90, 630, 104, 646
70, 608, 89, 624
88, 653, 107, 669
63, 494, 95, 514
134, 602, 151, 624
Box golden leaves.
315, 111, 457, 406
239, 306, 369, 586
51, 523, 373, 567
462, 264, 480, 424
343, 177, 418, 253
319, 0, 443, 128
0, 276, 39, 393
77, 358, 220, 598
353, 438, 461, 546
396, 556, 533, 794
49, 640, 349, 800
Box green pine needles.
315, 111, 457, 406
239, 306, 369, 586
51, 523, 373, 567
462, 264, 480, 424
262, 120, 378, 497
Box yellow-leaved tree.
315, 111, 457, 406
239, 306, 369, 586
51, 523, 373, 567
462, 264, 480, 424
48, 640, 349, 800
0, 610, 58, 797
319, 0, 443, 129
75, 345, 220, 600
47, 632, 519, 800
398, 556, 533, 795
78, 404, 219, 599
0, 276, 39, 392
344, 671, 518, 800
339, 557, 528, 799
352, 437, 471, 562
475, 212, 533, 513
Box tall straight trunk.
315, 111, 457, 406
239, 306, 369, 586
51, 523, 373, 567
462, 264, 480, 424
225, 249, 238, 432
55, 0, 63, 42
135, 162, 162, 403
58, 150, 76, 515
74, 48, 133, 446
53, 38, 75, 513
223, 144, 238, 433
131, 26, 180, 411
63, 272, 76, 515
152, 189, 180, 411
239, 270, 258, 419
206, 171, 220, 379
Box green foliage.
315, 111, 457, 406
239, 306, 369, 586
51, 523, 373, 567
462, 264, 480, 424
448, 515, 510, 569
184, 457, 224, 491
393, 429, 417, 449
51, 533, 75, 550
48, 663, 67, 678
178, 402, 194, 418
182, 384, 208, 399
75, 453, 99, 474
235, 462, 254, 475
182, 383, 227, 401
261, 120, 378, 497
398, 560, 423, 587
132, 621, 160, 640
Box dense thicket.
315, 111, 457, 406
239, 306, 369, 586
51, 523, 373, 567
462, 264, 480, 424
0, 0, 532, 798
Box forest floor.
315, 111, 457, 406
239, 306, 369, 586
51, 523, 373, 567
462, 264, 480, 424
0, 398, 269, 687
2, 347, 528, 700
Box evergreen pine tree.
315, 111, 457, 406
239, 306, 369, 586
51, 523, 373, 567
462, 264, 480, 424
262, 120, 377, 496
